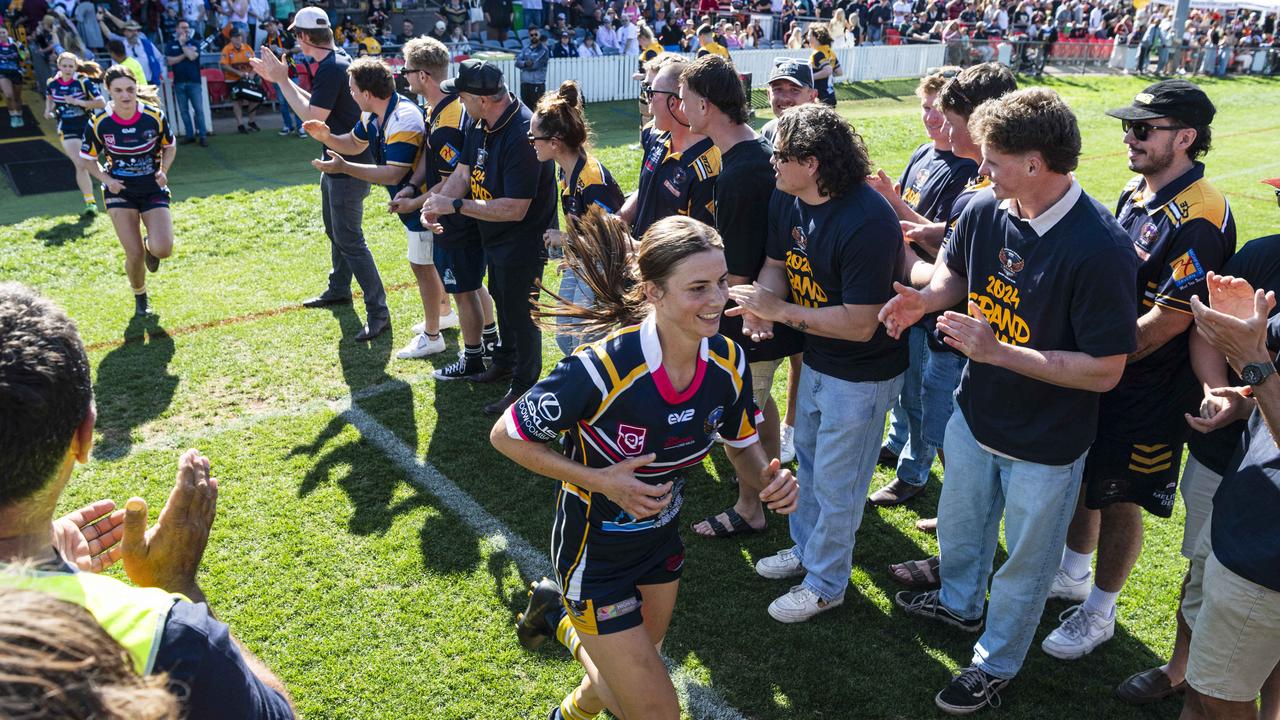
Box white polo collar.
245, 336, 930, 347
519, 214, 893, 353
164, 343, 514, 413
998, 177, 1082, 237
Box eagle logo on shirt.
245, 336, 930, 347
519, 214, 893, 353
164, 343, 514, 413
998, 248, 1025, 276
791, 225, 807, 252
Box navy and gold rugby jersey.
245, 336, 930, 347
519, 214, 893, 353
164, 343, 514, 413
507, 316, 757, 535
352, 91, 425, 231
80, 104, 173, 186
0, 39, 20, 74
809, 44, 839, 99
560, 154, 625, 217
46, 75, 101, 127
632, 132, 719, 238
425, 93, 480, 249
1100, 162, 1237, 439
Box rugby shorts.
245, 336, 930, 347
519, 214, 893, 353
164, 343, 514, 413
104, 184, 171, 212
433, 243, 485, 294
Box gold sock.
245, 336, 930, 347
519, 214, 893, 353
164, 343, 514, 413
559, 687, 598, 720
555, 615, 581, 659
82, 192, 94, 203
132, 285, 147, 296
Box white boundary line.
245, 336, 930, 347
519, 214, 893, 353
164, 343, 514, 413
335, 399, 748, 720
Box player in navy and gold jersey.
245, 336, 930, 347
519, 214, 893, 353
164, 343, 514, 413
807, 23, 841, 107
44, 52, 106, 214
1046, 81, 1238, 662
80, 66, 176, 317
387, 37, 499, 382
528, 80, 626, 356
493, 213, 796, 720
0, 25, 25, 128
620, 58, 719, 239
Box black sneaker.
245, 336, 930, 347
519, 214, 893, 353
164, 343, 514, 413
237, 124, 248, 134
134, 293, 154, 317
895, 590, 983, 633
248, 121, 260, 132
433, 353, 488, 382
935, 665, 1009, 715
142, 235, 160, 273
514, 577, 563, 651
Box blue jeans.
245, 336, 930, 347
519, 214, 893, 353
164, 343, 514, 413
1216, 48, 1231, 76
937, 410, 1085, 679
919, 344, 966, 456
320, 173, 389, 323
868, 25, 883, 44
275, 83, 298, 131
524, 7, 544, 28
554, 267, 599, 356
173, 81, 207, 139
790, 364, 904, 602
885, 326, 927, 483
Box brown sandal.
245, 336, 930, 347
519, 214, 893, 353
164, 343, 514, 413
889, 555, 941, 590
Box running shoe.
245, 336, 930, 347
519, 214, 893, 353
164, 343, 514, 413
433, 352, 488, 381
514, 577, 564, 651
143, 236, 160, 273
1041, 604, 1115, 660
278, 128, 291, 136
895, 589, 984, 632
935, 665, 1010, 715
779, 423, 796, 464
755, 547, 805, 579
395, 332, 446, 359
10, 114, 22, 128
82, 201, 97, 216
411, 311, 459, 334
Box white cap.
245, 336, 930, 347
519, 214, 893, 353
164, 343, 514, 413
436, 19, 446, 30
289, 7, 331, 30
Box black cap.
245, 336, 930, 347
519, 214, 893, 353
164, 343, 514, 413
440, 59, 505, 96
768, 57, 814, 88
1105, 79, 1216, 127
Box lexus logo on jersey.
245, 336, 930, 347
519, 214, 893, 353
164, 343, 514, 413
616, 424, 647, 456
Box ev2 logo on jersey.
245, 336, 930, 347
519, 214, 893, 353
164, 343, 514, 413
667, 408, 695, 425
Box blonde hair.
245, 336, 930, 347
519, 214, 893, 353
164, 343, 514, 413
57, 51, 103, 80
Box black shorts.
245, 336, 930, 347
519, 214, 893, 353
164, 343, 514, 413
105, 185, 171, 212
558, 523, 685, 636
58, 117, 88, 141
434, 243, 485, 294
231, 79, 265, 104
0, 70, 21, 86
1082, 438, 1183, 517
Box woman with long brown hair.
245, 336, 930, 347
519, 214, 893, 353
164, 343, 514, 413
492, 211, 799, 720
529, 80, 626, 355
80, 65, 177, 317
45, 52, 106, 214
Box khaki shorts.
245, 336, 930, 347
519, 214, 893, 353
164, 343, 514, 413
1179, 454, 1223, 560
407, 229, 435, 266
749, 358, 783, 413
1183, 528, 1280, 702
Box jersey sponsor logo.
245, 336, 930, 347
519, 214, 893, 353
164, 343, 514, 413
663, 167, 687, 197
667, 408, 695, 425
703, 406, 724, 435
438, 142, 459, 166
616, 423, 647, 456
104, 134, 116, 145
997, 247, 1025, 277
1170, 249, 1205, 288
663, 435, 695, 450
514, 395, 558, 441
537, 393, 562, 422
122, 127, 137, 134
596, 596, 640, 622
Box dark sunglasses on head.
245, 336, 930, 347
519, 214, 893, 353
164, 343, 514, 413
1122, 119, 1186, 142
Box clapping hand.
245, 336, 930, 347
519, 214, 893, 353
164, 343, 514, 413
936, 300, 1001, 363
878, 281, 926, 339
301, 119, 329, 142
52, 499, 127, 572
1190, 272, 1276, 372
250, 45, 288, 84
122, 449, 218, 599
311, 149, 347, 174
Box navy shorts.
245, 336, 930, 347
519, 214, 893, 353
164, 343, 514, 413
558, 523, 685, 636
0, 70, 21, 86
58, 117, 88, 142
434, 243, 485, 294
105, 185, 171, 212
1083, 438, 1184, 518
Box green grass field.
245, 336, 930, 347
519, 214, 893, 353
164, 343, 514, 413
2, 73, 1279, 719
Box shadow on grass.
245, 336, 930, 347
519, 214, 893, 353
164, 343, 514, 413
35, 213, 94, 246
93, 315, 178, 460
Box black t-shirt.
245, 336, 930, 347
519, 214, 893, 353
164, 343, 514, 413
1211, 314, 1280, 592
426, 94, 481, 249
896, 142, 979, 225
1188, 233, 1280, 474
461, 95, 557, 263
716, 137, 801, 362
944, 184, 1138, 465
869, 3, 892, 26
309, 48, 372, 175
925, 174, 990, 355
1100, 163, 1237, 441
766, 184, 908, 382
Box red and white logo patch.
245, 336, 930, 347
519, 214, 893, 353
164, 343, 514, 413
615, 424, 647, 456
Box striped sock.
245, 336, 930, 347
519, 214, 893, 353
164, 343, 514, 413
555, 614, 581, 660
132, 285, 147, 296
559, 687, 598, 720
82, 192, 95, 203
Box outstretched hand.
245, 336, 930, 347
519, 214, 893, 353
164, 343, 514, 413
52, 499, 127, 572
878, 281, 926, 339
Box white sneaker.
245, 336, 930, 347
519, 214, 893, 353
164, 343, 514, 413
396, 332, 446, 359
1049, 567, 1091, 603
412, 312, 459, 335
768, 584, 844, 623
779, 423, 796, 464
756, 548, 805, 579
1042, 604, 1115, 660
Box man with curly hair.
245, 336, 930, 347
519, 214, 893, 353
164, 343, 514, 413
880, 87, 1138, 714
728, 104, 907, 623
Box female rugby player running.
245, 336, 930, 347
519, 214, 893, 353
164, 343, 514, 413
528, 80, 625, 356
491, 211, 799, 720
0, 25, 26, 128
45, 52, 106, 214
80, 65, 177, 317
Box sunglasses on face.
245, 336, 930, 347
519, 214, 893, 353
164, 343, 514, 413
527, 133, 556, 146
1123, 119, 1186, 142
642, 87, 679, 103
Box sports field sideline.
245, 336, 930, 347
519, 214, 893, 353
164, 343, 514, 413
2, 73, 1278, 719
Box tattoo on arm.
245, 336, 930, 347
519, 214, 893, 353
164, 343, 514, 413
784, 319, 807, 332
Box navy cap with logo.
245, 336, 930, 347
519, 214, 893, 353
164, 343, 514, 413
768, 57, 814, 88
441, 59, 505, 96
1105, 79, 1216, 127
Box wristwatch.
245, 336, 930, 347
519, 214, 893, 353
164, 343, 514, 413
1241, 361, 1277, 386
452, 198, 464, 214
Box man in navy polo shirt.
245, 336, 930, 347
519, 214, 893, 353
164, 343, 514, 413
421, 60, 557, 415
165, 19, 207, 146
881, 88, 1137, 715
